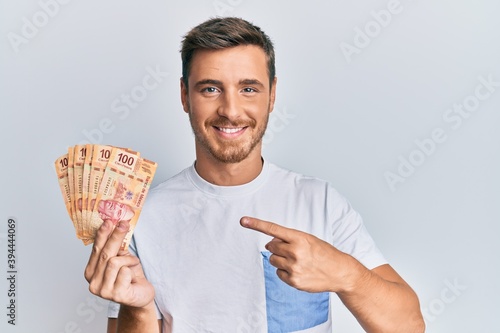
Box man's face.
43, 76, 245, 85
98, 200, 134, 224
181, 45, 277, 164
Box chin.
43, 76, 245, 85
210, 147, 254, 164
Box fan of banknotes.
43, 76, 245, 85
54, 144, 157, 250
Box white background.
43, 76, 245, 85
1, 0, 499, 332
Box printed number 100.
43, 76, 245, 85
117, 153, 134, 166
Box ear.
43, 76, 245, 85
180, 77, 189, 113
269, 77, 277, 114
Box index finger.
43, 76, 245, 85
240, 216, 294, 242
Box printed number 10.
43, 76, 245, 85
59, 157, 68, 168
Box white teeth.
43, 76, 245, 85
218, 127, 243, 134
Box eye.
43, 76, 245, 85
201, 87, 219, 93
242, 87, 257, 93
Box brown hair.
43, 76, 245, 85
180, 17, 276, 87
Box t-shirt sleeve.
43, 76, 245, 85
330, 190, 387, 270
107, 235, 162, 319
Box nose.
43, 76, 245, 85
217, 89, 241, 121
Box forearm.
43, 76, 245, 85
337, 260, 425, 333
116, 301, 160, 333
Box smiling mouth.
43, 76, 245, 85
215, 126, 246, 134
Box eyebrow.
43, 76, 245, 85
239, 79, 265, 87
194, 79, 223, 88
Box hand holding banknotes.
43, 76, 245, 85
84, 219, 155, 309
55, 144, 160, 330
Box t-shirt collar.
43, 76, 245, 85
186, 158, 270, 197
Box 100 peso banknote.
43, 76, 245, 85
54, 145, 157, 249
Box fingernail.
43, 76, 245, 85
241, 217, 250, 226
118, 221, 129, 231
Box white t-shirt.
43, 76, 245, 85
109, 160, 387, 332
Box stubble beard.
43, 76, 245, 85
188, 106, 270, 164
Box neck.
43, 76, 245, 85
194, 146, 264, 186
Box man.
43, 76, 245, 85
85, 17, 425, 332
